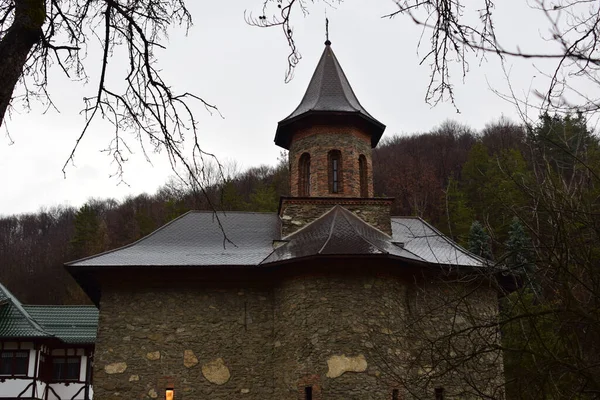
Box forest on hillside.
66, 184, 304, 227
2, 112, 599, 397
0, 114, 593, 304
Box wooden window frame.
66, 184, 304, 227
51, 355, 81, 382
328, 150, 343, 194
298, 153, 311, 196
0, 350, 29, 377
359, 154, 368, 197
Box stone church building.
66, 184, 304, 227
67, 41, 505, 400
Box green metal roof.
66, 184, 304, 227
0, 283, 52, 339
23, 305, 99, 345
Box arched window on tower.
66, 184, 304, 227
298, 153, 311, 196
328, 150, 342, 194
359, 154, 368, 197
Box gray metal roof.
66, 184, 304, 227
23, 306, 99, 344
262, 205, 422, 264
0, 282, 52, 339
275, 42, 386, 149
391, 217, 486, 267
67, 211, 281, 267
66, 209, 484, 269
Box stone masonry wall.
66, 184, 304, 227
92, 268, 503, 400
272, 270, 409, 400
93, 284, 274, 400
279, 198, 393, 236
272, 268, 504, 400
288, 125, 373, 198
405, 279, 505, 399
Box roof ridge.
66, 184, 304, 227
337, 208, 389, 254
189, 210, 278, 215
0, 282, 53, 337
280, 204, 339, 240
24, 304, 97, 308
309, 47, 330, 116
318, 205, 342, 254
329, 48, 363, 113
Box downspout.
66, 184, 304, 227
31, 344, 40, 399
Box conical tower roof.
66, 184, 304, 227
275, 42, 385, 149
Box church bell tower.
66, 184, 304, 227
276, 40, 393, 236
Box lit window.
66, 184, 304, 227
166, 388, 174, 400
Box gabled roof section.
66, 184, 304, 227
23, 306, 99, 345
261, 205, 422, 264
391, 217, 487, 267
275, 42, 386, 149
0, 282, 53, 339
66, 211, 280, 267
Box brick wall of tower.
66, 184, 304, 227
289, 125, 373, 198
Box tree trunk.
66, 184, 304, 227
0, 0, 45, 126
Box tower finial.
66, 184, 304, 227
325, 17, 331, 46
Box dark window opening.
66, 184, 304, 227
392, 388, 399, 400
0, 350, 28, 376
52, 356, 80, 381
305, 386, 313, 400
328, 150, 342, 194
359, 154, 368, 197
298, 153, 311, 196
435, 387, 445, 400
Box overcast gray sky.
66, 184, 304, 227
0, 0, 574, 215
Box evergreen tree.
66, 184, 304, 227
70, 204, 107, 259
441, 177, 474, 245
248, 184, 278, 212
467, 221, 493, 260
505, 217, 537, 292
220, 180, 248, 211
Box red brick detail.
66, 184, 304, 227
288, 124, 374, 198
297, 374, 322, 400
157, 376, 178, 400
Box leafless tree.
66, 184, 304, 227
253, 0, 600, 121
0, 0, 223, 189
